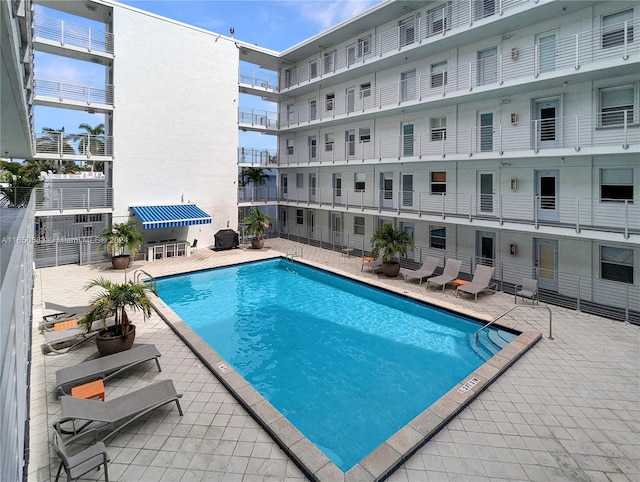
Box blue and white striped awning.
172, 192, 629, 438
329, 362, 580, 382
130, 204, 212, 230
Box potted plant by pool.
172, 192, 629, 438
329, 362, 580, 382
244, 207, 273, 249
80, 277, 155, 356
99, 220, 144, 269
370, 224, 415, 278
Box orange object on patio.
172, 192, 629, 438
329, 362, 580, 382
53, 319, 78, 330
451, 279, 470, 289
71, 379, 105, 401
363, 257, 375, 262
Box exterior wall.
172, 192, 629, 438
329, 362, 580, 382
112, 6, 239, 245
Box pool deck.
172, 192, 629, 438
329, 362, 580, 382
29, 239, 639, 481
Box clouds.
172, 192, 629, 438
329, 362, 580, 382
288, 0, 380, 30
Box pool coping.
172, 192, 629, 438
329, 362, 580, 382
148, 257, 542, 482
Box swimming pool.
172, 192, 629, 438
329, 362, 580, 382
155, 258, 519, 472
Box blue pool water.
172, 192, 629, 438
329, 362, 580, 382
155, 259, 515, 471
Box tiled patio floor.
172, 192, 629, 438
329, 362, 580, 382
29, 239, 639, 481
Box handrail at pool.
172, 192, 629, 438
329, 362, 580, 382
133, 269, 157, 292
475, 305, 553, 343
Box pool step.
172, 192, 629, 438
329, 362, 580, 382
470, 329, 517, 361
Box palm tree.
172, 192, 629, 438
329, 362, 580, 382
370, 224, 415, 263
18, 159, 56, 180
35, 127, 75, 156
240, 167, 269, 187
70, 123, 105, 171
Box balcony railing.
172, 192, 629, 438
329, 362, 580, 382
33, 130, 114, 158
277, 110, 638, 165
243, 187, 639, 238
238, 108, 278, 129
239, 68, 279, 91
282, 0, 635, 89
35, 74, 114, 105
238, 147, 278, 165
281, 18, 639, 127
34, 13, 114, 54
34, 187, 113, 212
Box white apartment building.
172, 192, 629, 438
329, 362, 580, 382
238, 0, 639, 321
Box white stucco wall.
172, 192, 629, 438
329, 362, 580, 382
111, 6, 239, 245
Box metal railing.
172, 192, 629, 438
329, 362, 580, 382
245, 187, 639, 238
35, 74, 115, 106
34, 13, 114, 54
33, 130, 114, 158
273, 226, 639, 323
281, 2, 636, 90
274, 110, 639, 166
238, 147, 278, 165
33, 187, 113, 212
238, 68, 279, 91
238, 108, 278, 129
475, 305, 553, 342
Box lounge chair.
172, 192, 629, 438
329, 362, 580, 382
515, 278, 539, 305
52, 430, 109, 482
361, 254, 383, 273
40, 304, 89, 332
426, 259, 462, 291
42, 319, 116, 355
456, 265, 498, 302
55, 344, 162, 395
400, 256, 439, 285
54, 379, 183, 444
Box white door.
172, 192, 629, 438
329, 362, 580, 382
380, 172, 393, 209
399, 17, 415, 47
478, 111, 494, 152
536, 31, 558, 73
402, 122, 414, 157
534, 99, 560, 149
535, 170, 559, 222
478, 171, 496, 214
400, 222, 415, 260
333, 173, 342, 204
332, 213, 342, 245
308, 173, 317, 202
402, 173, 414, 207
345, 130, 355, 160
476, 231, 496, 267
534, 238, 558, 291
400, 69, 416, 102
307, 210, 315, 240
477, 47, 497, 85
346, 87, 355, 113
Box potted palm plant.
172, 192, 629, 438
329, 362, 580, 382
244, 207, 273, 249
80, 277, 155, 356
99, 220, 144, 269
370, 224, 415, 277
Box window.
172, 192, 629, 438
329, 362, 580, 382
74, 214, 103, 223
430, 61, 448, 88
286, 104, 295, 123
354, 172, 366, 191
427, 3, 451, 35
308, 173, 317, 196
431, 171, 446, 193
601, 168, 634, 201
325, 93, 335, 112
296, 209, 304, 224
325, 133, 334, 152
599, 85, 636, 127
309, 99, 317, 121
430, 226, 446, 250
402, 173, 413, 207
284, 68, 293, 88
359, 127, 371, 143
360, 82, 371, 99
399, 16, 415, 47
309, 60, 318, 79
296, 173, 304, 189
402, 123, 414, 156
286, 139, 294, 155
281, 174, 288, 194
82, 226, 94, 237
400, 69, 416, 102
324, 50, 336, 73
602, 9, 634, 49
601, 246, 634, 283
354, 216, 365, 236
308, 136, 317, 159
430, 117, 447, 141
358, 35, 371, 57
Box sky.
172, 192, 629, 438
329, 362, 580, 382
34, 0, 381, 151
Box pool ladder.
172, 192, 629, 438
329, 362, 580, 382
285, 246, 302, 274
133, 269, 157, 292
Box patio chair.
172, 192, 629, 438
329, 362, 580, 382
190, 239, 198, 253
400, 256, 439, 285
52, 430, 109, 482
341, 240, 356, 257
55, 344, 163, 396
456, 265, 498, 302
426, 259, 462, 291
54, 379, 183, 444
361, 254, 383, 273
42, 318, 115, 355
515, 278, 539, 305
40, 304, 89, 332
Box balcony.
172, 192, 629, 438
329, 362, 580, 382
277, 110, 639, 165
280, 18, 639, 128
34, 74, 114, 111
34, 186, 113, 213
238, 67, 279, 100
238, 186, 279, 204
238, 108, 278, 132
32, 130, 114, 160
273, 188, 639, 239
34, 13, 114, 60
238, 147, 278, 166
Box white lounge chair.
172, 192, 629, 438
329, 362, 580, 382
456, 265, 498, 302
361, 254, 383, 273
341, 240, 356, 257
426, 259, 462, 291
42, 318, 115, 355
515, 278, 539, 305
400, 256, 439, 285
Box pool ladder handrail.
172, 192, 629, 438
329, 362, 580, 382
286, 246, 302, 260
133, 269, 157, 292
474, 304, 553, 343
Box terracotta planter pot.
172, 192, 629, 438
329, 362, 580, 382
111, 255, 131, 270
382, 262, 401, 278
96, 325, 136, 356
251, 238, 265, 249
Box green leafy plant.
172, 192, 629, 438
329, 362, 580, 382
370, 224, 415, 263
98, 220, 144, 258
243, 207, 274, 240
80, 277, 155, 336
